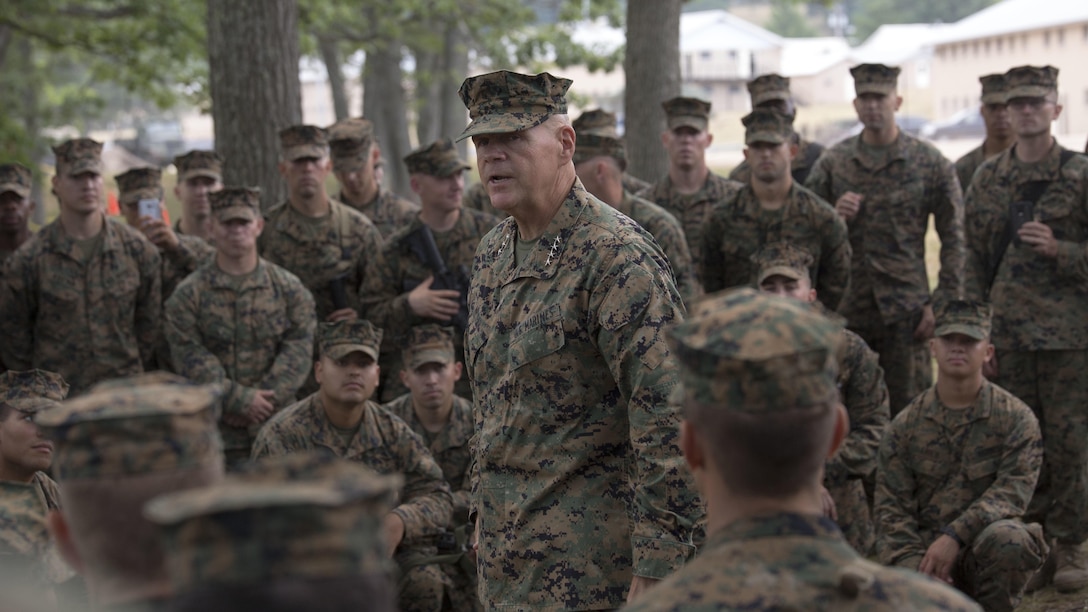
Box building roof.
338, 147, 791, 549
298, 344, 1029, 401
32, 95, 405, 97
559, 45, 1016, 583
779, 37, 851, 77
851, 23, 951, 65
933, 0, 1088, 45
680, 9, 782, 53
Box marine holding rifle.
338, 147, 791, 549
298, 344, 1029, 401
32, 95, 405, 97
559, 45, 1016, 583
359, 138, 501, 402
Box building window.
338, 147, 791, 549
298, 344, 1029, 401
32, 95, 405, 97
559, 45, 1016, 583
972, 41, 979, 55
1044, 31, 1051, 47
700, 51, 711, 60
1009, 36, 1015, 51
984, 39, 991, 54
1058, 28, 1065, 45
996, 38, 1003, 52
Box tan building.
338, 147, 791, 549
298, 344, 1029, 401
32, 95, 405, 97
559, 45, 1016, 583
679, 10, 783, 111
930, 0, 1088, 134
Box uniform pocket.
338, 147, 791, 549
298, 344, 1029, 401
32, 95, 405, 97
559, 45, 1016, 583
509, 322, 565, 370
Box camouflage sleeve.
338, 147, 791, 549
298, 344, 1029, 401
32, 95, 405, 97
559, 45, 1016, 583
727, 161, 747, 182
874, 412, 928, 566
594, 255, 699, 578
385, 414, 454, 544
0, 253, 35, 370
930, 160, 965, 300
962, 179, 993, 301
164, 284, 256, 416
700, 207, 727, 294
134, 241, 163, 370
257, 280, 316, 408
1051, 179, 1088, 283
250, 418, 306, 459
816, 209, 852, 312
357, 240, 420, 338
946, 405, 1043, 545
352, 221, 386, 315
802, 152, 834, 202
825, 333, 889, 486
160, 237, 213, 298
656, 218, 701, 307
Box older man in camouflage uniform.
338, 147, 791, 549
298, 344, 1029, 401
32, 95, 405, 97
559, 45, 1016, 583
954, 75, 1015, 190
963, 65, 1088, 593
0, 163, 36, 266
626, 288, 979, 612
730, 74, 826, 185
702, 109, 851, 310
805, 63, 964, 415
573, 130, 701, 306
876, 299, 1047, 611
383, 325, 478, 610
166, 187, 315, 467
37, 375, 225, 611
252, 320, 453, 612
460, 70, 701, 609
115, 166, 215, 300
147, 452, 399, 612
360, 139, 499, 402
327, 117, 418, 237
641, 97, 743, 280
259, 125, 384, 324
173, 150, 223, 242
755, 243, 889, 555
0, 139, 162, 394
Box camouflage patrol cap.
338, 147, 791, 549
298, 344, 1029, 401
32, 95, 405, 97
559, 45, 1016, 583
0, 369, 69, 414
327, 118, 375, 173
52, 138, 103, 177
573, 109, 619, 138
850, 63, 900, 96
174, 150, 223, 183
319, 320, 383, 362
0, 481, 49, 556
572, 132, 626, 169
748, 74, 791, 107
1005, 65, 1058, 99
115, 166, 164, 206
403, 325, 456, 370
753, 242, 815, 285
662, 97, 711, 132
209, 186, 261, 222
279, 125, 329, 161
403, 139, 471, 177
145, 452, 400, 591
456, 70, 572, 142
668, 288, 843, 411
35, 378, 224, 481
0, 163, 32, 198
979, 74, 1009, 105
934, 298, 992, 341
742, 109, 793, 145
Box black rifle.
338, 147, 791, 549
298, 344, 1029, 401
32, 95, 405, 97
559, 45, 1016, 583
402, 225, 470, 331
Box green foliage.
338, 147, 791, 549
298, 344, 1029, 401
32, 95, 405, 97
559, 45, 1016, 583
765, 0, 819, 37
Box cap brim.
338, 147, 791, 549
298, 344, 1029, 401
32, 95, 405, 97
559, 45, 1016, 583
119, 188, 160, 206
457, 113, 549, 142
667, 117, 708, 132
757, 266, 806, 285
1007, 86, 1052, 99
8, 398, 60, 413
325, 344, 379, 362
745, 131, 788, 146
854, 85, 895, 96
436, 160, 472, 177
0, 183, 29, 198
64, 160, 103, 177
408, 349, 454, 370
753, 92, 789, 106
980, 92, 1008, 105
214, 206, 258, 223
284, 145, 327, 161
179, 169, 222, 183
934, 323, 987, 340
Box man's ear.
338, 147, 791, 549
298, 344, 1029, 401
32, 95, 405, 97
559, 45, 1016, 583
47, 510, 84, 574
826, 403, 849, 459
680, 419, 705, 473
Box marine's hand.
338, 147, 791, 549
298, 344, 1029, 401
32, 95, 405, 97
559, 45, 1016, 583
325, 307, 358, 322
383, 513, 406, 557
913, 304, 935, 341
819, 485, 838, 521
1019, 222, 1058, 258
408, 276, 461, 321
918, 534, 960, 584
626, 575, 660, 604
244, 390, 276, 424
835, 192, 863, 222
140, 217, 180, 250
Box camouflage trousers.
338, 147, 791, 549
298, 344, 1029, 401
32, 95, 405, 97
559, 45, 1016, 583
956, 520, 1048, 612
827, 478, 873, 556
395, 545, 482, 612
848, 309, 932, 416
998, 349, 1088, 545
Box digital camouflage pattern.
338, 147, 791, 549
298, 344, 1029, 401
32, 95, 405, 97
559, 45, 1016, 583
115, 167, 163, 206
466, 181, 700, 609
741, 108, 793, 145
661, 96, 711, 132
359, 208, 500, 401
251, 396, 453, 612
339, 187, 420, 239
165, 259, 316, 457
639, 172, 744, 282
701, 184, 852, 310
0, 217, 162, 395
0, 368, 69, 408
753, 240, 812, 283
851, 63, 901, 96
953, 74, 1011, 189
0, 162, 32, 197
0, 479, 72, 587
382, 393, 473, 524
623, 513, 983, 612
319, 319, 382, 361
571, 132, 628, 167
933, 298, 991, 340
35, 379, 224, 480
145, 452, 400, 592
404, 138, 471, 177
963, 142, 1088, 546
954, 145, 996, 194
258, 196, 383, 320
572, 108, 618, 136
1004, 64, 1058, 99
979, 73, 1010, 105
875, 382, 1046, 611
747, 73, 791, 106
729, 136, 827, 186
456, 70, 572, 141
279, 124, 328, 161
210, 186, 260, 222
461, 181, 506, 220
400, 324, 455, 370
52, 138, 103, 176
173, 150, 222, 182
613, 191, 701, 306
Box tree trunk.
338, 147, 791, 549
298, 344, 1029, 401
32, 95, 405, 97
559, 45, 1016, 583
207, 0, 301, 210
363, 43, 412, 198
411, 44, 441, 146
318, 35, 349, 122
624, 0, 681, 183
439, 22, 470, 159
